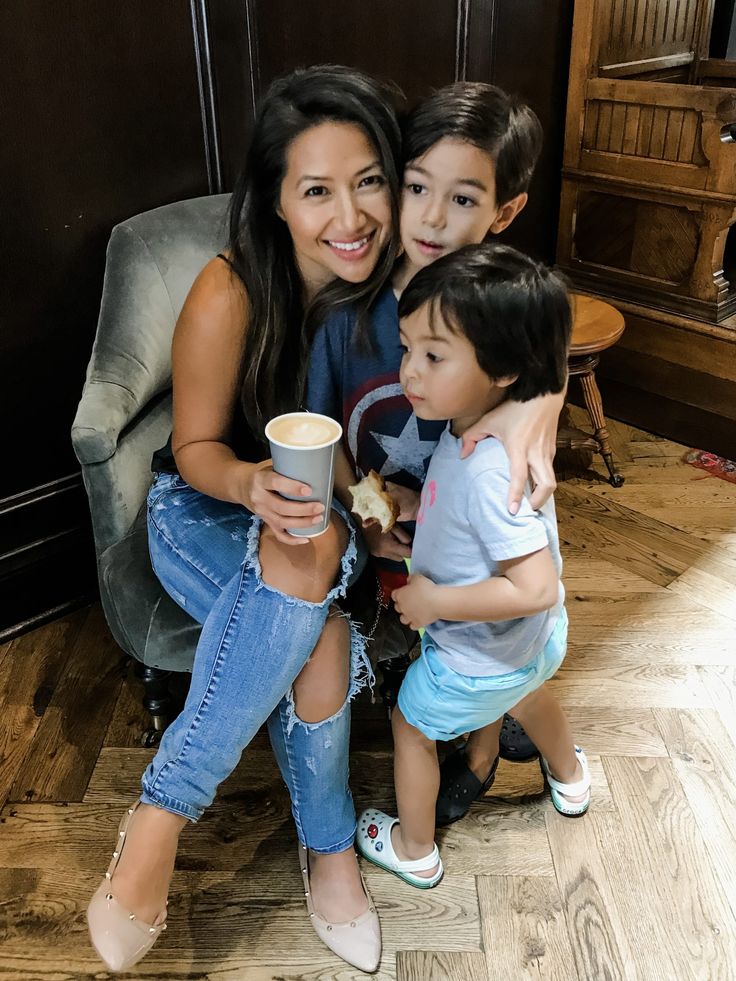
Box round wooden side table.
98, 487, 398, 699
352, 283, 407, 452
557, 293, 626, 487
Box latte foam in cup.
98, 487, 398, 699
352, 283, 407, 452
265, 412, 343, 538
266, 414, 341, 449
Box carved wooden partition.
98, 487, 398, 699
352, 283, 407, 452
596, 0, 712, 81
557, 0, 736, 324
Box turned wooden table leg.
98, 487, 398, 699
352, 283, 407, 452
566, 294, 627, 487
579, 369, 625, 487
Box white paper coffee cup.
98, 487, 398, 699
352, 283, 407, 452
265, 412, 343, 538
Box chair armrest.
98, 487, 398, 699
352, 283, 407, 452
72, 194, 230, 465
71, 220, 178, 463
72, 378, 152, 464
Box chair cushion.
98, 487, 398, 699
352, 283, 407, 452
99, 506, 200, 673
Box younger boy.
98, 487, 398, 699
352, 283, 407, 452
356, 244, 590, 888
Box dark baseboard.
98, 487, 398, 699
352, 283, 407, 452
577, 380, 736, 461
0, 474, 99, 641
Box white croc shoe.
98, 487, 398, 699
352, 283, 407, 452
540, 745, 591, 816
356, 808, 444, 889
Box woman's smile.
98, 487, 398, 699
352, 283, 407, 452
324, 229, 377, 262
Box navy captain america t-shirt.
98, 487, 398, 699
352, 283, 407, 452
306, 284, 445, 494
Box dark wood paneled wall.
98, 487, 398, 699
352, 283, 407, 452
2, 1, 573, 637
1, 3, 210, 637
484, 1, 574, 259
207, 0, 573, 261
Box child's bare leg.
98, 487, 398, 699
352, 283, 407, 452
391, 707, 440, 877
463, 720, 502, 780
508, 685, 586, 803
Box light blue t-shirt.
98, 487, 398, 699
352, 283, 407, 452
410, 426, 565, 677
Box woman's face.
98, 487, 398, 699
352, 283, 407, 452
278, 121, 393, 293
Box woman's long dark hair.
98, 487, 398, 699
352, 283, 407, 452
227, 65, 404, 439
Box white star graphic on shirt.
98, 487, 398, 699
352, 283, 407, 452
370, 414, 437, 480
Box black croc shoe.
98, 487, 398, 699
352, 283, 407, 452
499, 715, 539, 762
435, 746, 500, 827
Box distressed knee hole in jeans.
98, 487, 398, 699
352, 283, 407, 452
242, 504, 373, 738
244, 509, 358, 605
284, 612, 375, 739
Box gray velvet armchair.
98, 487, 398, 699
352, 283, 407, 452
72, 193, 231, 741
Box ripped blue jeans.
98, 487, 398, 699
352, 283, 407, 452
141, 472, 371, 854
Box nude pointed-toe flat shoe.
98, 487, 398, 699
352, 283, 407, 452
87, 802, 168, 973
298, 842, 381, 974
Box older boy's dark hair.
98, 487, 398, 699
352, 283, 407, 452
398, 244, 570, 402
402, 82, 542, 206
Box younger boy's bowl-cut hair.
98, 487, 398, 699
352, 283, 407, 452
398, 243, 571, 402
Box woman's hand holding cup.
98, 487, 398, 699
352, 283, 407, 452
243, 461, 324, 545
264, 412, 343, 541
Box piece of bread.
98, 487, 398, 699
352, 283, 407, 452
348, 470, 400, 533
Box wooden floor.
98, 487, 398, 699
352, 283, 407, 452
1, 411, 736, 980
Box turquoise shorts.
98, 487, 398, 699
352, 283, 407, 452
397, 609, 568, 742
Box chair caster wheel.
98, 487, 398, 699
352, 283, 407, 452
610, 473, 625, 487
141, 728, 162, 748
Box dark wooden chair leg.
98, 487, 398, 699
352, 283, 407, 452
133, 663, 187, 747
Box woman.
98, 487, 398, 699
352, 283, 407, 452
87, 65, 400, 975
87, 65, 561, 975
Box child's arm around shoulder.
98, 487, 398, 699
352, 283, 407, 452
460, 389, 565, 513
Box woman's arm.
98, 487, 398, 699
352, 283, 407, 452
459, 389, 566, 514
171, 258, 325, 544
171, 257, 251, 500
393, 547, 558, 631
